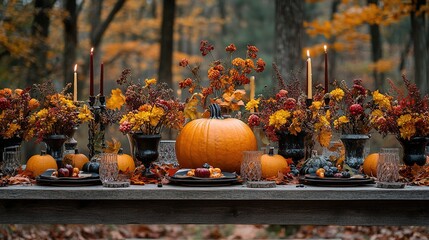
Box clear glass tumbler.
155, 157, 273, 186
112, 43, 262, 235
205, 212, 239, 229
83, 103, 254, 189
98, 153, 118, 183
1, 145, 21, 176
240, 151, 263, 183
157, 140, 178, 166
377, 148, 400, 183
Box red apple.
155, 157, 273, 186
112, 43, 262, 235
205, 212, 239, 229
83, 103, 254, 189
58, 168, 70, 177
195, 168, 210, 178
65, 164, 74, 177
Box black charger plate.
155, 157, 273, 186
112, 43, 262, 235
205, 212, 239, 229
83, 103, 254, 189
36, 169, 101, 187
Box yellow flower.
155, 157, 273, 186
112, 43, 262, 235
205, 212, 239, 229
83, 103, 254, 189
397, 114, 412, 127
106, 88, 126, 110
60, 97, 75, 109
37, 109, 49, 118
232, 58, 245, 68
4, 123, 20, 139
399, 123, 416, 140
245, 98, 260, 111
311, 101, 323, 110
334, 115, 349, 129
144, 78, 157, 88
269, 109, 291, 130
149, 106, 165, 127
370, 109, 383, 123
372, 90, 391, 110
78, 105, 94, 122
330, 88, 344, 102
338, 116, 349, 123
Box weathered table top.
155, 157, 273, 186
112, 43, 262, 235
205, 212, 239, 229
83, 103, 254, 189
0, 184, 428, 225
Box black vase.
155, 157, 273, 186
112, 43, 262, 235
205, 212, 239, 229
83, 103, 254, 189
43, 135, 67, 168
0, 136, 22, 163
277, 131, 306, 165
340, 134, 370, 173
132, 133, 161, 177
398, 137, 429, 166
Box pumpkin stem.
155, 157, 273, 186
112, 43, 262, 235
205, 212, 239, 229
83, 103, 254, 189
118, 148, 124, 155
74, 149, 79, 154
209, 104, 223, 119
268, 147, 275, 156
41, 150, 46, 156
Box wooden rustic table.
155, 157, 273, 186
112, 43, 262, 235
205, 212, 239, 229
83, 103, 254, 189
0, 184, 428, 225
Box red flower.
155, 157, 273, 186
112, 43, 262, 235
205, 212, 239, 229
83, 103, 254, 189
247, 114, 260, 128
179, 58, 189, 67
202, 87, 213, 97
256, 58, 265, 72
0, 97, 10, 110
225, 43, 236, 53
349, 104, 363, 115
179, 78, 193, 89
247, 45, 259, 59
200, 40, 214, 56
276, 89, 288, 100
284, 98, 297, 110
214, 64, 224, 71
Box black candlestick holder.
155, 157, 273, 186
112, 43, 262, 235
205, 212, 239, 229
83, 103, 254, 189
324, 95, 331, 111
87, 95, 106, 160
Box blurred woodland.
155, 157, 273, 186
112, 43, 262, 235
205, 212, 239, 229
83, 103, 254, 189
1, 0, 429, 153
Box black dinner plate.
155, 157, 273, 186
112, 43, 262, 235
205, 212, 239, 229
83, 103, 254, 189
168, 169, 238, 187
36, 169, 101, 187
300, 174, 374, 187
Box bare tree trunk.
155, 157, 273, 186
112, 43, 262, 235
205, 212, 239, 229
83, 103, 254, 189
218, 0, 227, 35
410, 0, 428, 95
399, 37, 412, 74
274, 0, 304, 85
158, 0, 176, 89
329, 0, 340, 85
63, 0, 78, 88
367, 0, 384, 90
79, 0, 126, 99
26, 0, 56, 87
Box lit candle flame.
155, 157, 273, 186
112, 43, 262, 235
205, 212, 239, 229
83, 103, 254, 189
324, 45, 327, 53
74, 64, 77, 72
91, 47, 94, 54
307, 50, 310, 58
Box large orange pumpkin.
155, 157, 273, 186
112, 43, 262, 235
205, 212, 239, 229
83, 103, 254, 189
363, 153, 379, 177
260, 147, 288, 178
63, 149, 89, 170
26, 150, 58, 177
176, 104, 257, 173
117, 148, 135, 172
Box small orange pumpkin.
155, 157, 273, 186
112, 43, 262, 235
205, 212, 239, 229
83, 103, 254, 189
363, 153, 379, 177
63, 149, 89, 170
260, 147, 289, 178
117, 148, 135, 172
26, 150, 58, 177
176, 104, 257, 173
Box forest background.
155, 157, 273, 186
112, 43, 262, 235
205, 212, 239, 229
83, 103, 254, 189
1, 0, 428, 157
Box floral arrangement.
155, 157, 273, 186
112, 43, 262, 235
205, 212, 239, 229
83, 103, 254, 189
178, 40, 266, 119
26, 82, 92, 142
106, 69, 185, 135
328, 79, 372, 135
0, 88, 39, 139
246, 66, 332, 147
370, 75, 429, 140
